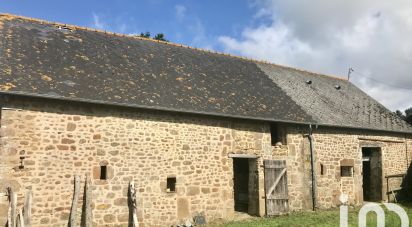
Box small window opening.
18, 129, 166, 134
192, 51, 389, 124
19, 156, 26, 169
341, 166, 353, 177
320, 164, 325, 175
167, 177, 176, 192
100, 165, 107, 180
270, 124, 287, 146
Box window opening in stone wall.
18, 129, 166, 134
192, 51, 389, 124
19, 155, 26, 169
270, 124, 287, 146
341, 166, 353, 177
100, 165, 107, 180
320, 164, 325, 175
167, 177, 176, 192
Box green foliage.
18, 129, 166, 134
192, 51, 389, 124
405, 107, 412, 118
139, 32, 151, 38
153, 33, 168, 42
404, 108, 412, 125
211, 204, 412, 227
137, 32, 168, 42
406, 115, 412, 125
395, 110, 405, 119
394, 108, 412, 125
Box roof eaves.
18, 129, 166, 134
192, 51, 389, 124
1, 91, 411, 135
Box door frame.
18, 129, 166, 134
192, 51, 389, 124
361, 146, 383, 202
229, 154, 260, 216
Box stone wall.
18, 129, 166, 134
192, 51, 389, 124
0, 95, 411, 226
0, 97, 272, 226
275, 127, 412, 209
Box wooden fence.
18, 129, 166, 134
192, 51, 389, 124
385, 173, 406, 203
5, 175, 139, 227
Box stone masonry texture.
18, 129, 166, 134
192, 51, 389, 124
0, 96, 411, 226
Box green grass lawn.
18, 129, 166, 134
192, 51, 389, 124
210, 203, 412, 227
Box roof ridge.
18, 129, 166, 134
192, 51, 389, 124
0, 12, 348, 82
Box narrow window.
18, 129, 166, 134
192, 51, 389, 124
270, 124, 278, 146
341, 166, 353, 177
320, 164, 325, 175
270, 124, 287, 146
167, 177, 176, 192
100, 165, 107, 180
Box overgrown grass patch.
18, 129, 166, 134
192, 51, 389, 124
209, 203, 412, 227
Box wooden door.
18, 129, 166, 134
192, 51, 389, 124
369, 150, 382, 201
264, 160, 289, 216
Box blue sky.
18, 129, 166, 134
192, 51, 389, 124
0, 0, 267, 51
1, 0, 412, 111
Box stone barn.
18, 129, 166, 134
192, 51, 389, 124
0, 14, 411, 226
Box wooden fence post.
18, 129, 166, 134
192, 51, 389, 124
84, 174, 92, 227
69, 175, 81, 227
129, 181, 139, 227
23, 191, 32, 227
16, 209, 24, 227
7, 187, 17, 227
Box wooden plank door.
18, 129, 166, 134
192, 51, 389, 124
264, 160, 289, 216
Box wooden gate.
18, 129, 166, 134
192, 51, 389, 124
264, 160, 289, 216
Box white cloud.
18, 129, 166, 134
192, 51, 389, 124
188, 18, 214, 50
90, 13, 139, 35
172, 6, 215, 50
219, 0, 412, 111
92, 13, 108, 30
175, 5, 187, 21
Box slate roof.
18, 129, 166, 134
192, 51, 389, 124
0, 14, 411, 133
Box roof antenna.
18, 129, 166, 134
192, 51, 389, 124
347, 67, 354, 80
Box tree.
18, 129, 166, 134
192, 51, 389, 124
406, 115, 412, 125
137, 32, 168, 42
406, 107, 412, 125
396, 107, 412, 125
139, 32, 151, 38
153, 33, 168, 42
395, 110, 405, 120
405, 107, 412, 118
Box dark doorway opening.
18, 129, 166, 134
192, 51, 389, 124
233, 158, 249, 212
232, 157, 259, 215
362, 147, 382, 202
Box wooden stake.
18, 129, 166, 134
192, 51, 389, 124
16, 209, 24, 227
7, 187, 17, 227
7, 203, 11, 227
23, 191, 32, 227
69, 175, 80, 227
84, 174, 92, 227
129, 181, 139, 227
